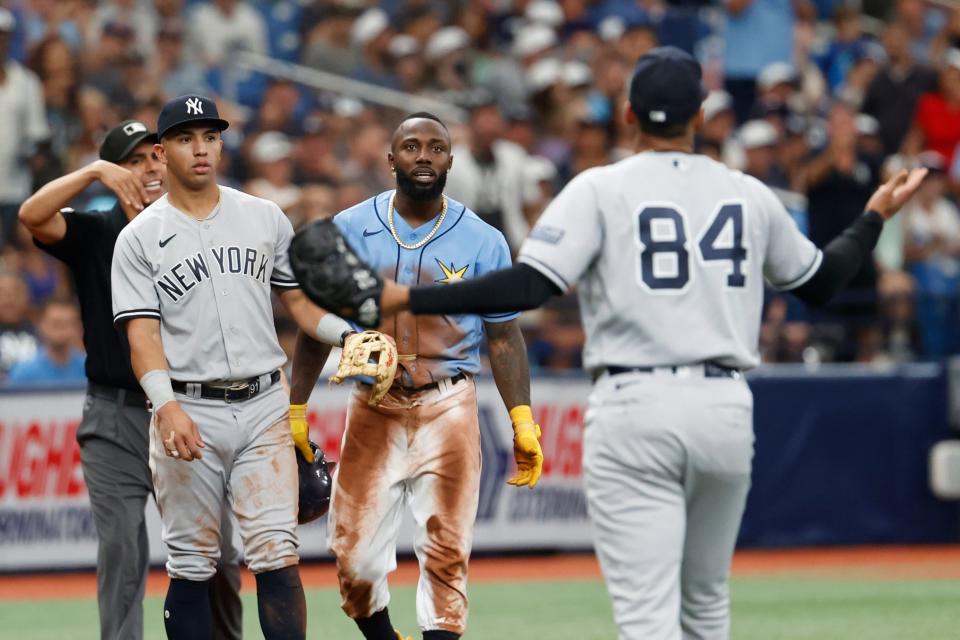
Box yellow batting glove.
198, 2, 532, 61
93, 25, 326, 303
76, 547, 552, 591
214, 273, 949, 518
507, 405, 543, 489
289, 404, 314, 464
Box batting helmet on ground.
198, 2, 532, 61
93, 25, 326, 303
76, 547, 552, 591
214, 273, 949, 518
296, 441, 334, 524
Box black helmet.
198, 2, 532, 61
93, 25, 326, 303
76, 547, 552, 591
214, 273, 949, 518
297, 442, 334, 524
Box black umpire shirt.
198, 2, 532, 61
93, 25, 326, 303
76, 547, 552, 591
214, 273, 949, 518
35, 204, 140, 391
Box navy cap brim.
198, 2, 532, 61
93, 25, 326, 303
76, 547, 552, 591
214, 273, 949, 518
158, 117, 229, 140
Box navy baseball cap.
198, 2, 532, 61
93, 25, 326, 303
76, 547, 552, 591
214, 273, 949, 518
157, 95, 230, 140
99, 120, 158, 163
629, 46, 707, 127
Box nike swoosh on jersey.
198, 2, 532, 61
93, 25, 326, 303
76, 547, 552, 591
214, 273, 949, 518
159, 234, 177, 247
363, 229, 382, 237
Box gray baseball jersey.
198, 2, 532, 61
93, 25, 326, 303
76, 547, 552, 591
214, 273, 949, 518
519, 151, 822, 371
111, 185, 299, 381
522, 150, 825, 639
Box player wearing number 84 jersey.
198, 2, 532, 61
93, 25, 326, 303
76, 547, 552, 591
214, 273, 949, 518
522, 152, 812, 372
362, 46, 928, 639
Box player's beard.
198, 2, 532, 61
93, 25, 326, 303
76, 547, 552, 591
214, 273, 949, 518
395, 166, 448, 202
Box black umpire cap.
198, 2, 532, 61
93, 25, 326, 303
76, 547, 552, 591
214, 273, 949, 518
157, 94, 230, 140
99, 120, 158, 163
629, 46, 707, 127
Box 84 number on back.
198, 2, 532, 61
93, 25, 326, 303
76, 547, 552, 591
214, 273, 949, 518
636, 203, 747, 292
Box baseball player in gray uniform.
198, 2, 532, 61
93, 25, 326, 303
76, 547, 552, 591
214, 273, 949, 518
315, 47, 927, 640
18, 120, 242, 640
110, 95, 355, 639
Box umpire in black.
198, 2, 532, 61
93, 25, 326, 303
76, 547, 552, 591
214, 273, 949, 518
18, 121, 243, 639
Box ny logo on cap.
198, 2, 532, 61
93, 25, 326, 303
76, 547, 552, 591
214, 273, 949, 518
185, 97, 203, 115
123, 121, 147, 136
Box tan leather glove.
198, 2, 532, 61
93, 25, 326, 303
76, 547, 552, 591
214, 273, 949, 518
507, 405, 544, 489
290, 403, 313, 463
330, 330, 398, 406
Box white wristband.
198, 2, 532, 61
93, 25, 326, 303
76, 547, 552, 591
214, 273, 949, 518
140, 369, 176, 411
316, 313, 354, 347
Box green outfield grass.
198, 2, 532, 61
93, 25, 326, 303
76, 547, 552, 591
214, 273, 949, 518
3, 576, 960, 639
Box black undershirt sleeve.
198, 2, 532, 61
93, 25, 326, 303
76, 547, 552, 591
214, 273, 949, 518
408, 211, 884, 314
408, 263, 562, 315
788, 210, 885, 306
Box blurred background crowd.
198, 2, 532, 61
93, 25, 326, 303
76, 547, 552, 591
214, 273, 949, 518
0, 0, 959, 386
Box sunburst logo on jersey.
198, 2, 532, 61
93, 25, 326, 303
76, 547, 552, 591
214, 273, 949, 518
435, 258, 469, 283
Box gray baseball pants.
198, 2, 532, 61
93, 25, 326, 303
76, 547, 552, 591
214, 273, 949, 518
149, 383, 300, 582
583, 371, 754, 640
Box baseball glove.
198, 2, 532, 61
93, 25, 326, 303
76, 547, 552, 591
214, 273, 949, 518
331, 330, 398, 406
289, 219, 383, 328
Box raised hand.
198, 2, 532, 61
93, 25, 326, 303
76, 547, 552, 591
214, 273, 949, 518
866, 168, 929, 220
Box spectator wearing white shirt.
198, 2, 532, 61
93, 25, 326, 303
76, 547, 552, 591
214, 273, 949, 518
444, 100, 531, 254
86, 0, 157, 58
244, 131, 301, 213
188, 0, 267, 68
0, 8, 50, 245
902, 152, 960, 356
0, 271, 38, 377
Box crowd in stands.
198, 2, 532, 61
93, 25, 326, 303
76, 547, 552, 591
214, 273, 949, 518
1, 0, 959, 386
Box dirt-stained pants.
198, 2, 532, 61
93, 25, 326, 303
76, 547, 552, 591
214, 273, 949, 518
329, 376, 481, 635
150, 384, 300, 580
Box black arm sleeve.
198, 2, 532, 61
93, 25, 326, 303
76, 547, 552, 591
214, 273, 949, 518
408, 263, 562, 315
789, 210, 885, 306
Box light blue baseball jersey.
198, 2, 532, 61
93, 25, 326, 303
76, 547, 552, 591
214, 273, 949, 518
335, 190, 517, 388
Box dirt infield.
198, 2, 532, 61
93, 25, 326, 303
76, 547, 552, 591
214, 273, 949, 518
1, 546, 959, 601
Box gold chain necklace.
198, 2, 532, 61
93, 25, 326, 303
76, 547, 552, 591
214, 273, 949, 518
387, 192, 448, 250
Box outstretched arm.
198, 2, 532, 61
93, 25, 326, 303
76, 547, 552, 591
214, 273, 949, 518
278, 288, 354, 347
382, 264, 561, 317
789, 168, 927, 306
484, 318, 543, 489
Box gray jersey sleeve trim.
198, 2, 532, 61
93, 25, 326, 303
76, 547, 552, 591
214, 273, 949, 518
113, 308, 161, 326
770, 249, 823, 291
270, 279, 300, 289
517, 255, 569, 292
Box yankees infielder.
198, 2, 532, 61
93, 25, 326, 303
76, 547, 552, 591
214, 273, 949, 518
110, 95, 354, 639
18, 120, 242, 640
339, 48, 926, 639
290, 113, 542, 640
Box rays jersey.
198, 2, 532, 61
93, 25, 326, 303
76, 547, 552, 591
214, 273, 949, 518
519, 151, 822, 371
111, 186, 299, 381
335, 191, 517, 388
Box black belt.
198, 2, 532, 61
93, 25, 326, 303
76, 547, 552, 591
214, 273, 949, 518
87, 382, 149, 408
398, 371, 467, 392
172, 370, 281, 403
601, 362, 740, 380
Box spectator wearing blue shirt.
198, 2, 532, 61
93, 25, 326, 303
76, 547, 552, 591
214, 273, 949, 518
6, 297, 84, 385
723, 0, 807, 123
815, 6, 870, 91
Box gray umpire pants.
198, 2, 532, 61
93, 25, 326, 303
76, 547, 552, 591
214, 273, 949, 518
583, 372, 754, 640
78, 386, 243, 640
